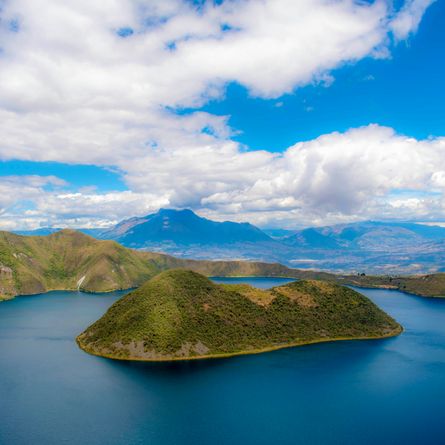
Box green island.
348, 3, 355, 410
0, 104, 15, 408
76, 269, 402, 362
1, 229, 444, 301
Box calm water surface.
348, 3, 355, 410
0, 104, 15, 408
211, 276, 295, 288
1, 278, 445, 445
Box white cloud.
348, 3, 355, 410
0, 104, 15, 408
0, 0, 438, 229
0, 0, 431, 163
2, 125, 445, 229
0, 183, 170, 229
431, 171, 445, 188
390, 0, 435, 40
0, 175, 67, 215
36, 191, 169, 220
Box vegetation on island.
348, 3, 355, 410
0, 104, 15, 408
77, 269, 402, 361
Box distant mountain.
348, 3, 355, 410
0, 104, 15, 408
283, 221, 445, 251
100, 208, 273, 247
285, 227, 342, 249
262, 228, 296, 239
9, 216, 445, 275
279, 221, 445, 274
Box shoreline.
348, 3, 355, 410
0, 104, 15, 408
4, 278, 444, 302
76, 325, 403, 363
0, 285, 134, 302
344, 283, 445, 299
3, 273, 444, 302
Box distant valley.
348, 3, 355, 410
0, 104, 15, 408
13, 209, 445, 275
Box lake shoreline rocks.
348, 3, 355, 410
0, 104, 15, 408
77, 327, 403, 363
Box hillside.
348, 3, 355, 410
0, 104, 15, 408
100, 208, 273, 247
341, 273, 445, 298
0, 230, 159, 299
1, 230, 444, 301
0, 230, 322, 301
77, 270, 402, 361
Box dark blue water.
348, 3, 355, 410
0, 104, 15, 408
1, 280, 445, 445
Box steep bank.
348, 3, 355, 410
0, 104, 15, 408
0, 230, 158, 299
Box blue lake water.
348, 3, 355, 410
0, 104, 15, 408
1, 278, 445, 445
211, 276, 296, 289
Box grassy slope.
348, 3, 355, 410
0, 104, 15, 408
77, 269, 402, 361
142, 252, 445, 297
0, 230, 159, 299
338, 273, 445, 298
1, 230, 444, 300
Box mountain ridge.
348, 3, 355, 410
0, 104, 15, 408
100, 208, 273, 247
8, 213, 445, 275
283, 220, 445, 250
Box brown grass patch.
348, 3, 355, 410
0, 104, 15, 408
223, 283, 276, 306
275, 286, 318, 308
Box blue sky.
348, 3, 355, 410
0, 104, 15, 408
203, 0, 445, 151
0, 0, 443, 229
2, 1, 443, 191
0, 161, 126, 192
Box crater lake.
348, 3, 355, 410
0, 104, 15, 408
1, 278, 444, 445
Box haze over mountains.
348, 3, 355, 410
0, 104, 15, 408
283, 221, 445, 250
281, 221, 445, 274
13, 209, 445, 274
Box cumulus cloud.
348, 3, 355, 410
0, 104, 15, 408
0, 183, 170, 229
198, 125, 445, 226
0, 175, 67, 226
0, 0, 431, 162
2, 125, 445, 229
0, 0, 438, 229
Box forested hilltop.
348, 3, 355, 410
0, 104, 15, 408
77, 270, 402, 361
